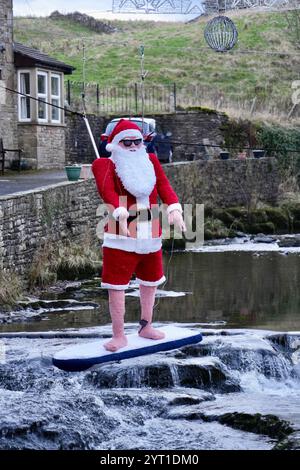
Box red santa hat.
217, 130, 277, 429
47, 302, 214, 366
106, 119, 143, 152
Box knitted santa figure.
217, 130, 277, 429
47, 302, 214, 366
92, 119, 185, 352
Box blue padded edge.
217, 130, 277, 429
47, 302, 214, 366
52, 332, 203, 372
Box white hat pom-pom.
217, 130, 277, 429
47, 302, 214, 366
106, 143, 114, 152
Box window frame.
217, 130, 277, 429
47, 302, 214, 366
18, 70, 31, 122
50, 73, 61, 124
36, 70, 48, 123
17, 69, 64, 125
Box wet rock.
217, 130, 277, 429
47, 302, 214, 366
0, 362, 62, 392
100, 391, 157, 408
64, 282, 82, 292
235, 231, 248, 238
267, 333, 300, 353
176, 360, 240, 392
17, 299, 99, 311
85, 357, 240, 392
252, 234, 277, 243
277, 236, 300, 248
89, 389, 215, 427
181, 335, 292, 380
292, 362, 300, 378
0, 390, 119, 450
168, 392, 214, 406
160, 405, 207, 421
216, 412, 293, 439
273, 432, 300, 450
86, 362, 174, 389
0, 298, 100, 325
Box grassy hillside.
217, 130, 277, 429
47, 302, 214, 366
14, 9, 300, 120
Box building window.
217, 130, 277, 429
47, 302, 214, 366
18, 71, 31, 121
37, 71, 48, 122
17, 69, 63, 124
50, 74, 61, 123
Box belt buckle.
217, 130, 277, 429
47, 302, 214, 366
138, 208, 152, 223
127, 208, 152, 223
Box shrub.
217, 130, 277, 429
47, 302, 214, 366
0, 270, 24, 308
264, 207, 289, 231
28, 234, 102, 288
257, 124, 300, 187
204, 217, 230, 239
250, 222, 276, 234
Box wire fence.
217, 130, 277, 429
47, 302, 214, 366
66, 80, 299, 120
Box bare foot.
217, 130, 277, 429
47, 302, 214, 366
139, 325, 165, 340
104, 335, 128, 352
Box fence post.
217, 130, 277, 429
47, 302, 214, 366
250, 96, 257, 116
173, 83, 177, 112
67, 80, 71, 106
135, 83, 138, 115
96, 84, 99, 114
288, 103, 298, 120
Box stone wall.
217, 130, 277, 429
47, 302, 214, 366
0, 0, 18, 150
65, 111, 228, 164
17, 124, 66, 169
49, 11, 117, 34
152, 112, 227, 162
0, 180, 100, 275
164, 158, 279, 209
65, 113, 106, 164
0, 157, 279, 275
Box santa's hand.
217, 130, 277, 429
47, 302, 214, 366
168, 209, 186, 232
118, 213, 130, 237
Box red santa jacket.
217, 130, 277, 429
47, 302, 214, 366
92, 153, 182, 254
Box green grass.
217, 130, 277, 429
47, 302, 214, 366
13, 10, 300, 120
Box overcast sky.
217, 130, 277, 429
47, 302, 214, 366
13, 0, 201, 22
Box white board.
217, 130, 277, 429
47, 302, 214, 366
53, 325, 202, 372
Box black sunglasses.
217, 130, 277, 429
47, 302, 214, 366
119, 139, 143, 147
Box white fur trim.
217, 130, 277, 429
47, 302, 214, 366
112, 207, 129, 221
136, 276, 166, 287
101, 282, 129, 290
166, 203, 183, 215
111, 129, 143, 145
103, 232, 162, 253
106, 143, 114, 152
136, 198, 151, 240
136, 196, 150, 209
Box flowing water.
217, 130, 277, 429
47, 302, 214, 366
0, 242, 300, 450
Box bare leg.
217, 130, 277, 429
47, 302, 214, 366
138, 284, 165, 340
104, 289, 128, 352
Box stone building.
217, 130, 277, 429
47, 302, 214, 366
0, 0, 74, 169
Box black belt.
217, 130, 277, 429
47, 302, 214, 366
127, 208, 152, 224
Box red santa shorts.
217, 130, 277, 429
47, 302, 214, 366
101, 247, 165, 290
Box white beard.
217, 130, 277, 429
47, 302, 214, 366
111, 145, 156, 204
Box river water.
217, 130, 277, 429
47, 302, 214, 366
0, 241, 300, 450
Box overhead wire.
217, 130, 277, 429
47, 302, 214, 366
1, 82, 299, 153
0, 84, 84, 117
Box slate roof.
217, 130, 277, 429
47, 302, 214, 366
13, 42, 75, 74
